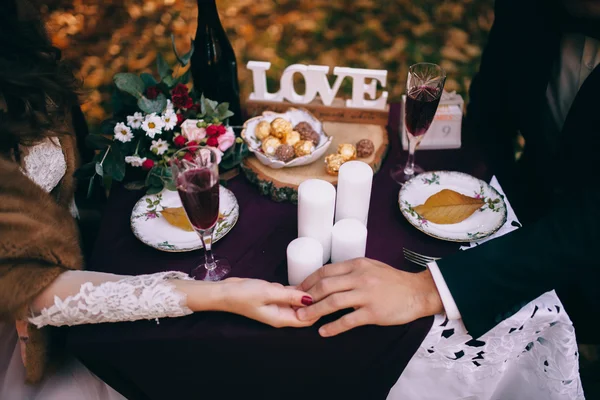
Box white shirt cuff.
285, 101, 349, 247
427, 261, 462, 320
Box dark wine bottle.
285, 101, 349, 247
191, 0, 242, 126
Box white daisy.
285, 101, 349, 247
141, 113, 165, 138
125, 156, 147, 167
126, 112, 144, 129
161, 110, 177, 131
113, 122, 133, 143
150, 139, 169, 155
165, 99, 174, 112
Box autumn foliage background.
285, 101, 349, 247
40, 0, 495, 131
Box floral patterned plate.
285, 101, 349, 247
130, 186, 239, 252
399, 171, 507, 242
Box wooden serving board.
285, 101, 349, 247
241, 121, 389, 203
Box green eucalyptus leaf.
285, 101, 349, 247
95, 162, 104, 177
216, 102, 230, 117
162, 75, 175, 87
200, 93, 206, 115
114, 73, 144, 99
138, 93, 168, 114
87, 175, 96, 198
85, 134, 112, 150
74, 161, 96, 179
220, 110, 235, 120
140, 73, 158, 88
103, 146, 126, 182
146, 184, 164, 195
164, 179, 177, 191
156, 53, 172, 79
175, 69, 191, 85
171, 35, 195, 66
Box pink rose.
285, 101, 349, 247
199, 147, 223, 164
217, 127, 236, 152
180, 119, 206, 142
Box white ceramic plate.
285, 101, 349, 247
241, 108, 333, 169
130, 186, 239, 252
399, 171, 507, 242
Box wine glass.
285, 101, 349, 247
391, 63, 446, 184
171, 146, 231, 281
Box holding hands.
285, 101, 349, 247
296, 258, 443, 337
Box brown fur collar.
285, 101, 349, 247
0, 133, 83, 382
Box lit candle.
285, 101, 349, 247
287, 237, 323, 286
334, 161, 373, 225
298, 179, 336, 263
331, 218, 368, 263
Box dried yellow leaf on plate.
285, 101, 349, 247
413, 189, 484, 224
160, 207, 194, 232
160, 207, 226, 232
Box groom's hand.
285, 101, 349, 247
297, 258, 444, 337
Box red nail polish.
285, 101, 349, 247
301, 296, 313, 306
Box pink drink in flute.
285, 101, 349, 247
172, 147, 231, 281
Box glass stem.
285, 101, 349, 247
404, 135, 418, 176
200, 227, 216, 271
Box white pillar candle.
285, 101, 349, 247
335, 161, 373, 225
298, 179, 336, 263
331, 218, 368, 264
287, 237, 324, 286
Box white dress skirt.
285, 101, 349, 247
0, 322, 126, 400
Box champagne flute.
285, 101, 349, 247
171, 146, 231, 281
391, 63, 446, 184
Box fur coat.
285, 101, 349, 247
0, 132, 83, 383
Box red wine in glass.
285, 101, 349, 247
390, 62, 446, 184
172, 147, 231, 281
177, 169, 219, 230
405, 86, 442, 137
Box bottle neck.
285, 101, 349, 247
197, 0, 221, 25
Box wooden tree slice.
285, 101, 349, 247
241, 121, 389, 203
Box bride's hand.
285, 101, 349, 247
218, 278, 316, 328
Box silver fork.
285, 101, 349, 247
402, 248, 441, 267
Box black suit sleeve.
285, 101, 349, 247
437, 183, 600, 339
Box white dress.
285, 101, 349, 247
0, 138, 193, 400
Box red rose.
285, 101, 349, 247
189, 104, 201, 113
171, 83, 189, 97
216, 125, 226, 136
187, 140, 199, 151
142, 159, 155, 170
172, 94, 193, 109
206, 136, 219, 147
146, 86, 160, 100
176, 113, 185, 126
173, 135, 187, 148
206, 125, 218, 137
183, 152, 194, 162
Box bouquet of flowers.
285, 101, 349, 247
77, 39, 246, 195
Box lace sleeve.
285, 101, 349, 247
28, 271, 194, 328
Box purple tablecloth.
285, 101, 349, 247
66, 104, 484, 400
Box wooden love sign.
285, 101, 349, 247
245, 61, 390, 125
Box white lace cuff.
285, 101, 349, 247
29, 271, 194, 328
